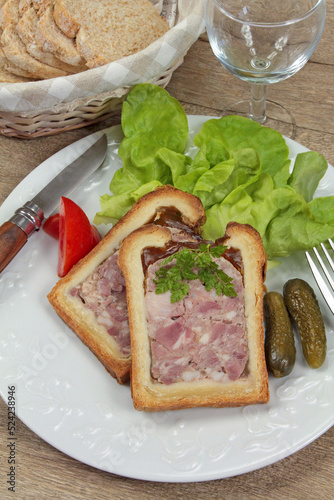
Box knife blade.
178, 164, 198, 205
0, 133, 108, 273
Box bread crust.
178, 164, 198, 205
36, 4, 86, 67
17, 6, 83, 73
1, 23, 68, 78
47, 186, 206, 384
0, 0, 76, 77
118, 221, 269, 411
0, 44, 37, 77
0, 64, 32, 81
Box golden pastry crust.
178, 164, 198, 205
118, 221, 269, 411
47, 186, 206, 384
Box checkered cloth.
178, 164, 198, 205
0, 0, 205, 115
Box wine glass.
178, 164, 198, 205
205, 0, 326, 137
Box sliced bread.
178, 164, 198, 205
0, 44, 37, 77
0, 60, 33, 81
17, 6, 83, 73
36, 3, 85, 67
0, 0, 75, 78
1, 23, 68, 78
53, 0, 169, 68
18, 0, 48, 15
0, 0, 20, 30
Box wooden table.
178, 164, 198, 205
1, 3, 333, 498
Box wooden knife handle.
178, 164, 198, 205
0, 221, 28, 273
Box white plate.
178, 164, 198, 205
0, 116, 333, 483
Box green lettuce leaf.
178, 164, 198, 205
156, 148, 192, 184
308, 196, 334, 225
193, 138, 229, 168
94, 180, 162, 225
190, 148, 260, 210
203, 174, 334, 260
193, 115, 290, 186
265, 212, 334, 259
109, 83, 188, 195
288, 151, 328, 202
121, 83, 188, 146
107, 164, 142, 195
193, 160, 235, 206
94, 85, 334, 264
174, 167, 209, 193
111, 133, 173, 190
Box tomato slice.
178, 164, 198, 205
90, 225, 102, 246
43, 213, 101, 246
57, 197, 102, 277
43, 213, 60, 239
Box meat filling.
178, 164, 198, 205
69, 210, 246, 375
69, 218, 204, 359
145, 253, 248, 385
70, 251, 131, 357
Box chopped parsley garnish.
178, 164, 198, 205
153, 243, 237, 303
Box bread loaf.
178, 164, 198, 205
118, 222, 269, 411
0, 0, 169, 80
47, 186, 206, 384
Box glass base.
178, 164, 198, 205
221, 100, 296, 139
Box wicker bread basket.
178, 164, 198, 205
0, 60, 183, 139
0, 1, 205, 139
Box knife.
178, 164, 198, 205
0, 134, 108, 274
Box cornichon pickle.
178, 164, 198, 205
264, 291, 296, 378
283, 278, 327, 369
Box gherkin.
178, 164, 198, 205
283, 278, 327, 369
264, 292, 296, 378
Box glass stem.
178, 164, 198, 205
249, 84, 267, 124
